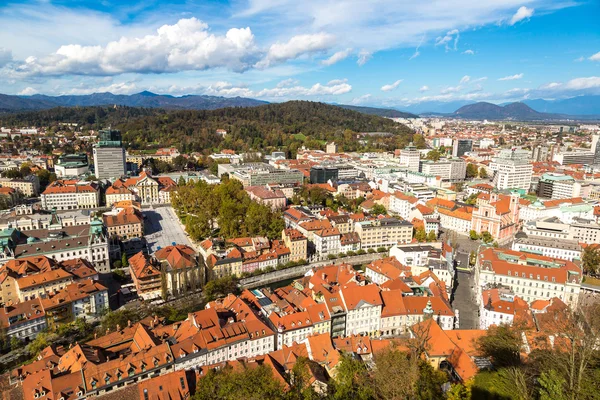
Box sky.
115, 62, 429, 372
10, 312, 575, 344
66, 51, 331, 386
1, 0, 599, 108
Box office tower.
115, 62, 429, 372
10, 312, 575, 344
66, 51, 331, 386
93, 129, 126, 179
399, 142, 420, 172
452, 139, 473, 157
490, 149, 533, 190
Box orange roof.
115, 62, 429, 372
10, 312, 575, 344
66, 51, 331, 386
17, 268, 73, 290
341, 284, 382, 310
154, 244, 197, 270
138, 368, 190, 400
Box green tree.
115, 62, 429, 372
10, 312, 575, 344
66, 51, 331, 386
415, 360, 447, 400
479, 167, 489, 179
3, 169, 22, 179
581, 245, 600, 276
465, 193, 479, 205
370, 204, 387, 216
469, 230, 480, 241
371, 348, 418, 399
121, 253, 129, 268
100, 308, 141, 333
425, 149, 441, 161
481, 231, 494, 244
414, 228, 427, 242
330, 353, 374, 400
538, 369, 567, 400
477, 325, 522, 368
426, 230, 437, 242
203, 276, 240, 301
466, 163, 478, 178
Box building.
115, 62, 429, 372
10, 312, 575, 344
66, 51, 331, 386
340, 284, 382, 337
381, 294, 454, 335
420, 158, 466, 181
511, 234, 581, 262
552, 150, 595, 166
471, 192, 520, 244
129, 252, 162, 299
111, 171, 176, 205
452, 139, 473, 157
41, 180, 100, 211
537, 173, 580, 199
222, 163, 304, 187
312, 227, 341, 258
0, 298, 46, 341
490, 149, 533, 190
103, 207, 144, 240
593, 134, 600, 164
281, 229, 308, 262
105, 185, 135, 205
354, 217, 413, 249
245, 186, 287, 210
326, 142, 339, 154
310, 166, 338, 184
55, 154, 89, 178
399, 143, 420, 172
0, 175, 40, 197
93, 128, 126, 179
479, 288, 529, 330
154, 245, 204, 298
474, 247, 582, 307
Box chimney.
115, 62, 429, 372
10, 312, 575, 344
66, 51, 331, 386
116, 324, 121, 331
127, 320, 131, 328
94, 332, 97, 339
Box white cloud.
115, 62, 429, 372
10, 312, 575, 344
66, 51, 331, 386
419, 86, 429, 92
256, 81, 352, 98
327, 78, 348, 86
276, 78, 299, 88
472, 77, 488, 83
462, 49, 475, 55
357, 50, 372, 66
589, 52, 600, 62
440, 85, 461, 94
321, 48, 352, 66
509, 6, 534, 25
256, 32, 335, 69
409, 36, 424, 60
381, 80, 403, 92
498, 73, 524, 81
539, 82, 561, 89
9, 18, 259, 76
351, 94, 372, 104
562, 76, 600, 90
460, 75, 471, 84
65, 81, 140, 95
17, 87, 37, 96
435, 29, 459, 51
574, 56, 585, 62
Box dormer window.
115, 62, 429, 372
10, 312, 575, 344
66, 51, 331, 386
105, 376, 110, 385
90, 380, 97, 389
128, 367, 135, 376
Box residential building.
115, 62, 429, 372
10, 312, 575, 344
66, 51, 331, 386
479, 288, 530, 330
340, 284, 382, 337
474, 247, 582, 307
129, 252, 162, 299
512, 234, 581, 262
93, 128, 126, 179
312, 227, 341, 258
0, 175, 40, 196
326, 142, 339, 154
281, 229, 308, 262
381, 294, 454, 335
245, 186, 287, 210
354, 217, 413, 249
105, 186, 135, 205
552, 150, 595, 165
420, 158, 467, 181
537, 173, 581, 199
0, 298, 46, 341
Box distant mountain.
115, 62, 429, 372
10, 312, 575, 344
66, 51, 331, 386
399, 100, 476, 114
0, 91, 268, 112
337, 105, 418, 118
522, 95, 600, 116
453, 102, 559, 120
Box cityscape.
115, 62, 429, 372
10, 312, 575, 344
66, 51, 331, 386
0, 1, 600, 400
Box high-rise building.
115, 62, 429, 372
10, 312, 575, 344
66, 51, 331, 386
592, 134, 600, 164
452, 139, 473, 157
552, 151, 595, 166
399, 142, 420, 172
310, 166, 338, 184
531, 145, 549, 162
93, 129, 126, 179
490, 149, 533, 190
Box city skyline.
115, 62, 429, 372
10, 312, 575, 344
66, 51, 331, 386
1, 0, 599, 108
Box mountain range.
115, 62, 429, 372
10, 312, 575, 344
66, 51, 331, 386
452, 102, 555, 120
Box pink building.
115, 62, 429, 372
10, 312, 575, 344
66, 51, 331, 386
245, 186, 287, 210
471, 192, 520, 244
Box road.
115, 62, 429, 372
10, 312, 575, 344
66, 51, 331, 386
143, 206, 195, 253
452, 267, 479, 329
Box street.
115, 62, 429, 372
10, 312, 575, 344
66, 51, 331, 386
143, 206, 195, 253
452, 267, 479, 329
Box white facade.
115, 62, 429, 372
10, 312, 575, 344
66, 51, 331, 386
490, 149, 533, 190
343, 302, 382, 337
312, 231, 341, 258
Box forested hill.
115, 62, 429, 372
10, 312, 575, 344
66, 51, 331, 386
338, 105, 418, 118
0, 101, 416, 155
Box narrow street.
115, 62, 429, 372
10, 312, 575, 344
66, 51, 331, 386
452, 268, 479, 329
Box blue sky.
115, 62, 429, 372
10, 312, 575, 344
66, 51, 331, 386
0, 0, 599, 108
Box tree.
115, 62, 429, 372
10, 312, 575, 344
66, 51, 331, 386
370, 204, 387, 216
193, 364, 286, 400
289, 357, 320, 400
480, 231, 494, 244
538, 369, 568, 400
371, 348, 418, 399
414, 228, 427, 242
203, 276, 240, 301
3, 169, 22, 179
479, 167, 489, 179
415, 360, 447, 400
100, 308, 141, 333
466, 163, 479, 178
477, 325, 522, 368
465, 193, 478, 205
426, 230, 437, 242
581, 245, 600, 276
469, 230, 480, 241
330, 353, 374, 400
425, 149, 441, 161
121, 253, 129, 268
